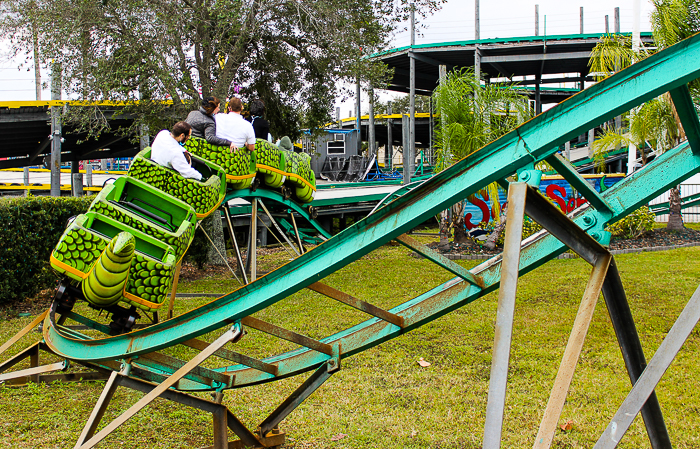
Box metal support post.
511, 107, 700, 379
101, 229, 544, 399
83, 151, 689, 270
356, 78, 362, 154
483, 182, 527, 449
475, 0, 480, 40
533, 253, 612, 449
50, 63, 62, 197
595, 283, 700, 448
588, 128, 596, 158
249, 199, 258, 281
535, 4, 539, 36
335, 107, 341, 128
72, 161, 83, 197
289, 213, 305, 255
85, 162, 93, 187
74, 369, 123, 448
368, 85, 376, 156
565, 141, 571, 161
259, 357, 339, 436
601, 260, 671, 448
614, 7, 620, 33
386, 103, 393, 169
580, 7, 584, 34
605, 15, 609, 33
223, 206, 249, 284
407, 1, 415, 184
23, 167, 30, 197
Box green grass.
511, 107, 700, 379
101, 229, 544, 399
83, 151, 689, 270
1, 244, 699, 448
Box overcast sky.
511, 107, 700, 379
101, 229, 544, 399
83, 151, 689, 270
1, 0, 656, 108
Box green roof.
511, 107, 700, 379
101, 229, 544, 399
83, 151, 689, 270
371, 32, 654, 59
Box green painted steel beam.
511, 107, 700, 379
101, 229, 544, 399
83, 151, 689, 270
670, 84, 700, 155
545, 154, 613, 216
43, 33, 700, 376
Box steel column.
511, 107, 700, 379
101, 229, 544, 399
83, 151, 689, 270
595, 284, 700, 448
483, 182, 527, 448
223, 206, 248, 284
74, 370, 122, 448
289, 212, 305, 255
259, 358, 338, 435
601, 260, 671, 448
533, 253, 611, 449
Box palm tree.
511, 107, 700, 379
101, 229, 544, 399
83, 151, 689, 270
590, 0, 700, 231
432, 67, 531, 244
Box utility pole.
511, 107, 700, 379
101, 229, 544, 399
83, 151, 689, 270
368, 86, 376, 157
535, 5, 539, 36
580, 7, 584, 34
406, 2, 416, 184
356, 78, 362, 155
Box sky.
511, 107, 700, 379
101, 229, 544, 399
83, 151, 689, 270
0, 0, 657, 109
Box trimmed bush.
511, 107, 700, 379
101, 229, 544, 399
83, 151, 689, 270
606, 206, 655, 239
0, 195, 93, 304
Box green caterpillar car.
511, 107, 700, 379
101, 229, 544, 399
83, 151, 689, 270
184, 136, 257, 190
127, 148, 226, 220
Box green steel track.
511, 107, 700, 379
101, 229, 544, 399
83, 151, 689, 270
41, 33, 700, 397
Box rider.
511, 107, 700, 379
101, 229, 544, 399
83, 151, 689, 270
150, 121, 202, 180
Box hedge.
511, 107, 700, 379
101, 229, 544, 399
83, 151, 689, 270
0, 195, 93, 304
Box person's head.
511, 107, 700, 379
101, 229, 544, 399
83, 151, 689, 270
249, 99, 265, 117
278, 136, 293, 151
201, 96, 221, 115
171, 121, 192, 143
227, 97, 243, 113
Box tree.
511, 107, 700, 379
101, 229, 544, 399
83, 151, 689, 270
590, 0, 700, 231
372, 94, 432, 115
431, 67, 531, 244
1, 0, 444, 140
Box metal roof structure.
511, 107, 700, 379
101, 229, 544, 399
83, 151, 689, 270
372, 32, 654, 103
0, 102, 140, 169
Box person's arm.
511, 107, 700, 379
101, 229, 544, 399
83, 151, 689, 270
203, 119, 232, 148
171, 150, 203, 180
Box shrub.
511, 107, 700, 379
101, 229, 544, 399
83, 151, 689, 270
0, 195, 93, 304
605, 206, 655, 239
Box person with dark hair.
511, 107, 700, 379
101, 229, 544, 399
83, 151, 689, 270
185, 96, 235, 150
215, 97, 256, 151
248, 99, 271, 141
150, 121, 202, 180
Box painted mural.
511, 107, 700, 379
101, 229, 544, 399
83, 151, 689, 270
464, 174, 625, 238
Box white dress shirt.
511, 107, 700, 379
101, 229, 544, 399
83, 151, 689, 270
215, 112, 256, 147
150, 130, 203, 180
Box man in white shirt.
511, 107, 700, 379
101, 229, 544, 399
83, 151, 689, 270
150, 121, 203, 180
215, 97, 256, 151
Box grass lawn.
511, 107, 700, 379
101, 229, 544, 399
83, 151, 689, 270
0, 242, 699, 448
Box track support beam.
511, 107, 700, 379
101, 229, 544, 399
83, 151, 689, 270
595, 283, 700, 448
483, 182, 527, 448
601, 260, 671, 448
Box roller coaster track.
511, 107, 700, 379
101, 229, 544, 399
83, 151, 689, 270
3, 34, 700, 448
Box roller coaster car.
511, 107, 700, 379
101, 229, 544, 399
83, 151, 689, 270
184, 136, 257, 190
90, 177, 197, 261
127, 148, 227, 220
254, 139, 288, 189
282, 150, 316, 203
50, 212, 178, 331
